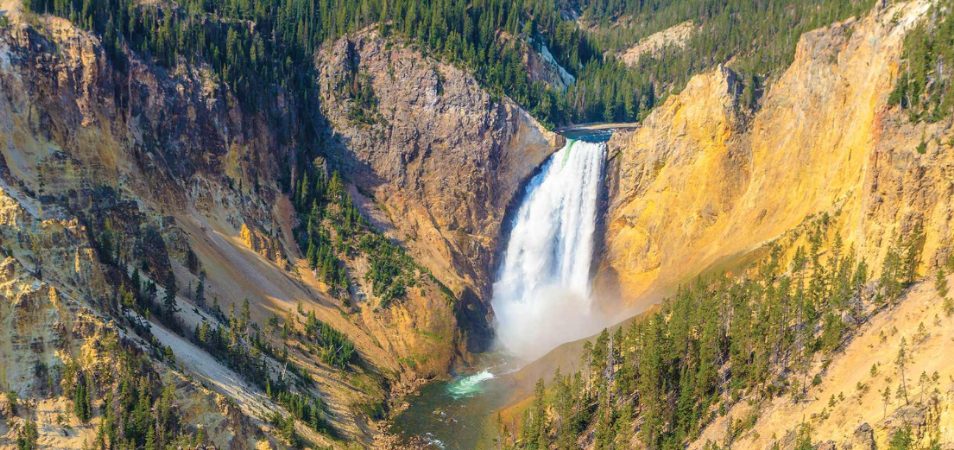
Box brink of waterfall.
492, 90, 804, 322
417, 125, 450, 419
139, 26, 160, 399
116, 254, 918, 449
492, 139, 607, 361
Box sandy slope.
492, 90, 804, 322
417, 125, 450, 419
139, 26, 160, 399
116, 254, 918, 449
149, 323, 275, 418
693, 273, 954, 448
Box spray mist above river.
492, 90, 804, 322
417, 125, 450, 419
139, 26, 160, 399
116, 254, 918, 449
492, 138, 607, 361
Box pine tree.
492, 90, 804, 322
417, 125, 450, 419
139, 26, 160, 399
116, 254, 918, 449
888, 425, 913, 450
901, 223, 925, 284
162, 272, 179, 316
881, 236, 905, 302
16, 420, 38, 450
145, 427, 156, 450
241, 298, 251, 333
131, 267, 142, 294
298, 172, 310, 209
73, 372, 92, 422
935, 266, 949, 299
194, 271, 206, 307
794, 423, 814, 450
882, 385, 893, 419
896, 338, 909, 405
532, 378, 548, 449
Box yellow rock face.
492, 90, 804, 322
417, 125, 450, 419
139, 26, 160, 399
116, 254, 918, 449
600, 0, 954, 308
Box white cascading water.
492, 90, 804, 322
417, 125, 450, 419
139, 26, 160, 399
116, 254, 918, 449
492, 139, 606, 361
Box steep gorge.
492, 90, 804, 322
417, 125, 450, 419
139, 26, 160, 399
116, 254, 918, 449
3, 0, 954, 446
0, 1, 560, 446
496, 0, 954, 447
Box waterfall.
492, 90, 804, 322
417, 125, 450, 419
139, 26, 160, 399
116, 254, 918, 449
492, 139, 606, 361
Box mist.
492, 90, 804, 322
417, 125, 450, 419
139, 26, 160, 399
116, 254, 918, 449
494, 284, 617, 362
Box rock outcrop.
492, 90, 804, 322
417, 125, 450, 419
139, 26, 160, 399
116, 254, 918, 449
618, 21, 695, 67
0, 178, 271, 447
599, 0, 954, 306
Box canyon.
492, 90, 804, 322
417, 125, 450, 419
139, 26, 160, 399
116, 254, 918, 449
0, 0, 952, 448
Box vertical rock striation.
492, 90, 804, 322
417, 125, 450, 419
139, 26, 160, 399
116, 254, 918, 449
600, 0, 953, 307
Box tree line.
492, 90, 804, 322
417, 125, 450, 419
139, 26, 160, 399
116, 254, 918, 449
22, 0, 663, 127
890, 0, 954, 123
191, 300, 340, 443
578, 0, 877, 111
13, 334, 205, 450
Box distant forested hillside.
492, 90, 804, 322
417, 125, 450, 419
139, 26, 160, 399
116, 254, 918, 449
578, 0, 876, 106
24, 0, 644, 125
24, 0, 878, 125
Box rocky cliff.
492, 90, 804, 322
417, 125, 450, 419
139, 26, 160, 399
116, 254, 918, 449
0, 179, 271, 448
316, 30, 560, 349
490, 1, 954, 448
599, 0, 954, 307
0, 7, 363, 445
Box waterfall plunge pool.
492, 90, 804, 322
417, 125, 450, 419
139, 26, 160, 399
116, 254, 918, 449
389, 359, 516, 449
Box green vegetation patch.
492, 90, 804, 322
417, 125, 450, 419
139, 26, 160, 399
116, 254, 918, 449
890, 0, 954, 123
292, 165, 426, 309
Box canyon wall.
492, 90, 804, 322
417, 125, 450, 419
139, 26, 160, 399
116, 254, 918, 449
599, 0, 954, 306
0, 3, 558, 445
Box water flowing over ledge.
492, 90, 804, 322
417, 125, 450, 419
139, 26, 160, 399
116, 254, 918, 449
492, 138, 607, 361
